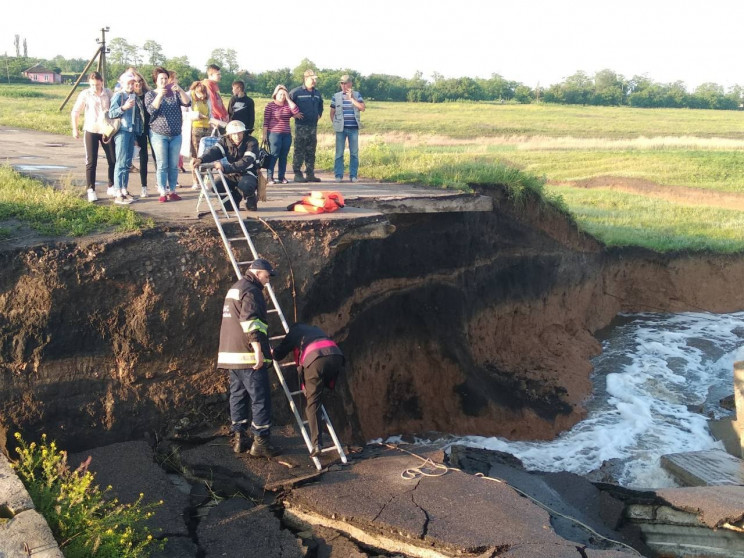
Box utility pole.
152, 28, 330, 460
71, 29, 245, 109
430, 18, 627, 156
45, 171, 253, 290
59, 27, 110, 111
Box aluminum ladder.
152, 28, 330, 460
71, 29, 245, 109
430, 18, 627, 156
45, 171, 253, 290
194, 165, 348, 470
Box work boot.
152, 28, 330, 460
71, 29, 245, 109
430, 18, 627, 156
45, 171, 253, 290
250, 435, 279, 457
244, 195, 257, 211
310, 445, 322, 458
293, 172, 307, 183
305, 171, 321, 183
233, 431, 250, 454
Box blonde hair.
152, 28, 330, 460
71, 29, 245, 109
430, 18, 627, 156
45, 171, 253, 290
272, 84, 288, 100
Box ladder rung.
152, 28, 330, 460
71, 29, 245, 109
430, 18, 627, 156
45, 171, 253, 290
227, 237, 247, 242
320, 447, 337, 454
290, 390, 305, 397
268, 309, 279, 314
279, 362, 295, 368
236, 261, 253, 266
269, 335, 284, 341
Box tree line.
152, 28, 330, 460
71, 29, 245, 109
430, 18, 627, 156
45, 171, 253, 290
2, 37, 742, 110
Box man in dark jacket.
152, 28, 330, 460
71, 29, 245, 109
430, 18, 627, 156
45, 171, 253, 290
193, 120, 259, 211
217, 258, 279, 457
272, 323, 344, 457
289, 69, 323, 183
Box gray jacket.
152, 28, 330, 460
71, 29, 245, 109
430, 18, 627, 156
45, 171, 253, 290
331, 91, 363, 132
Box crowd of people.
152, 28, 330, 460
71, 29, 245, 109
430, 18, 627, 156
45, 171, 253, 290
71, 65, 366, 206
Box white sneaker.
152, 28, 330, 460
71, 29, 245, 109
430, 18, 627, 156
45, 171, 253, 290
140, 188, 148, 198
191, 184, 200, 191
350, 177, 358, 183
107, 186, 115, 197
114, 196, 133, 205
121, 188, 129, 197
87, 188, 98, 202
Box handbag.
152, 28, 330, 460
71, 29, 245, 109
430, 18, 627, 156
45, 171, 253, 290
257, 170, 268, 202
257, 140, 271, 169
102, 116, 120, 143
198, 126, 220, 157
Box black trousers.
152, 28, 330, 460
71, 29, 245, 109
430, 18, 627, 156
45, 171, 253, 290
83, 131, 116, 189
225, 174, 258, 206
302, 354, 344, 448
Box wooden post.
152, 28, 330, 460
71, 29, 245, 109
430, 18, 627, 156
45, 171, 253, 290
734, 361, 744, 458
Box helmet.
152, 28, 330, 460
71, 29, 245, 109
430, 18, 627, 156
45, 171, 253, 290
225, 120, 246, 135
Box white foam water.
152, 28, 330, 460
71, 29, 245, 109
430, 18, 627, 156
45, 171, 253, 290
458, 311, 744, 489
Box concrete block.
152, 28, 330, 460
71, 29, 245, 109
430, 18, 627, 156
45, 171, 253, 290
0, 453, 34, 514
0, 509, 63, 558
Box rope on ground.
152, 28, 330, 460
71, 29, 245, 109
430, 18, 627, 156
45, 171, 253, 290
381, 442, 643, 557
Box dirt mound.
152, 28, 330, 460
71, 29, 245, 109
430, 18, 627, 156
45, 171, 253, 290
2, 184, 744, 452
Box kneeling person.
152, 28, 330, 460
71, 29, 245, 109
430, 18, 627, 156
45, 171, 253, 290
193, 120, 259, 211
272, 323, 344, 457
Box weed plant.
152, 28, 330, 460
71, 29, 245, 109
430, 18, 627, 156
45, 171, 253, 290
12, 433, 163, 558
0, 166, 150, 236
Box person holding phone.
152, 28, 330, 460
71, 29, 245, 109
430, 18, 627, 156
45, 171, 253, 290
108, 72, 144, 204
146, 66, 190, 203
330, 74, 365, 182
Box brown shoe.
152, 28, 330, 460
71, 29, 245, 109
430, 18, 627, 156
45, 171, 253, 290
233, 431, 250, 454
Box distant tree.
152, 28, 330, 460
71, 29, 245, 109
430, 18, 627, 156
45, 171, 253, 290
23, 38, 27, 58
513, 84, 533, 104
166, 56, 199, 86
142, 40, 165, 66
14, 35, 19, 57
291, 58, 317, 86
207, 48, 239, 73
593, 69, 625, 105
108, 37, 138, 66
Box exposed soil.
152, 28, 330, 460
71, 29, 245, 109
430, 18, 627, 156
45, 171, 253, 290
558, 175, 744, 210
2, 183, 744, 454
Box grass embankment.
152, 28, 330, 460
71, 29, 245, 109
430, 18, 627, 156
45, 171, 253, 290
2, 84, 744, 251
0, 166, 151, 239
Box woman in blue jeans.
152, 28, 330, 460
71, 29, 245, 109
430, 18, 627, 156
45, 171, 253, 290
108, 72, 143, 205
145, 66, 190, 202
262, 84, 299, 183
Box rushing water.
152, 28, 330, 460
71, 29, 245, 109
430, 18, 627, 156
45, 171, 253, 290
457, 311, 744, 489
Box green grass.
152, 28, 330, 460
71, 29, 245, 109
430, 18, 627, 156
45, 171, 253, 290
550, 185, 744, 252
0, 165, 151, 237
3, 83, 744, 252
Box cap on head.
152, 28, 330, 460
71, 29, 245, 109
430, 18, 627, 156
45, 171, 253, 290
119, 71, 136, 84
303, 69, 318, 79
339, 74, 352, 84
225, 120, 246, 135
249, 258, 276, 276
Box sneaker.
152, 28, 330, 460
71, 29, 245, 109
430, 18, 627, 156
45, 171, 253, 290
350, 177, 358, 183
293, 172, 307, 183
114, 196, 132, 205
279, 178, 288, 184
244, 196, 257, 211
334, 176, 342, 181
158, 195, 168, 203
306, 174, 322, 183
121, 188, 129, 197
191, 184, 200, 191
87, 188, 98, 202
168, 193, 182, 201
129, 165, 139, 174
250, 436, 279, 458
140, 188, 148, 198
269, 179, 278, 185
107, 186, 115, 197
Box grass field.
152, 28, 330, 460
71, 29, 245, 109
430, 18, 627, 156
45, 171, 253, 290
2, 83, 744, 251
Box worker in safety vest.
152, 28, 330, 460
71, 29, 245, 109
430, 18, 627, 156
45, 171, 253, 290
217, 258, 279, 457
272, 323, 344, 457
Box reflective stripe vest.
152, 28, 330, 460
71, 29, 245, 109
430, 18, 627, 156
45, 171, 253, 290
288, 191, 345, 214
217, 273, 272, 369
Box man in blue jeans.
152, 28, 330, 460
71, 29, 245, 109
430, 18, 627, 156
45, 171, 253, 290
330, 74, 365, 182
217, 258, 280, 457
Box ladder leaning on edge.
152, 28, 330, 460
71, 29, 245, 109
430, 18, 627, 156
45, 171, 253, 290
195, 165, 348, 471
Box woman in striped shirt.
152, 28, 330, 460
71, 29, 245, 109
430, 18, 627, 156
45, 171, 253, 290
262, 84, 299, 184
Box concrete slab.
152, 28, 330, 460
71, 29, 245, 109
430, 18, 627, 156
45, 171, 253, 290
196, 498, 302, 558
0, 453, 34, 514
0, 126, 492, 229
0, 509, 63, 558
660, 448, 744, 486
69, 440, 191, 537
655, 485, 744, 528
284, 446, 584, 557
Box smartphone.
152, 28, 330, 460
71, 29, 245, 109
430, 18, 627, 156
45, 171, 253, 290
128, 93, 136, 102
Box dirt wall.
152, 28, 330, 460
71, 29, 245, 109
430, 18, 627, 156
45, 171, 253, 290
2, 185, 744, 451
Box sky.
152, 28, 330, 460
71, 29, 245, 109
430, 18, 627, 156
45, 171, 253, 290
3, 0, 743, 90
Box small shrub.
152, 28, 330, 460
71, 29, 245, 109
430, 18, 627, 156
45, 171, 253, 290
12, 433, 163, 558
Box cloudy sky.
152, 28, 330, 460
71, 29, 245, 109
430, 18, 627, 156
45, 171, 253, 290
3, 0, 742, 89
